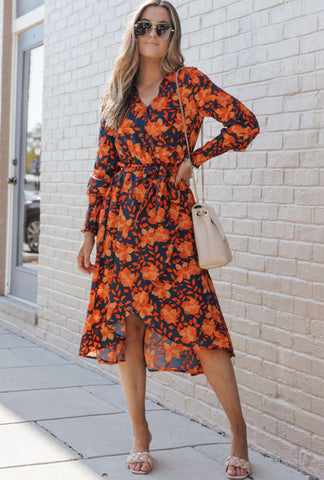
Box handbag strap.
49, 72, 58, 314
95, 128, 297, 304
200, 123, 205, 204
175, 69, 200, 203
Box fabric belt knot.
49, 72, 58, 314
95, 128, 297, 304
120, 164, 179, 229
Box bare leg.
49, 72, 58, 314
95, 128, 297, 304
196, 348, 249, 478
118, 311, 152, 473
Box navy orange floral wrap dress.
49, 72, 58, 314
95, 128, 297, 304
79, 67, 260, 375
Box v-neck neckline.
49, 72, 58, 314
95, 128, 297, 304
134, 75, 168, 110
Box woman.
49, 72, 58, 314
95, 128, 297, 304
77, 1, 259, 478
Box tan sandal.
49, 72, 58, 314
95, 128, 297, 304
225, 456, 252, 479
126, 451, 153, 475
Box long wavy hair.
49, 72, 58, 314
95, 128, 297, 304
100, 0, 184, 129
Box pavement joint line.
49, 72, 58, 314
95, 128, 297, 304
0, 445, 229, 471
0, 458, 83, 470
36, 421, 85, 459
62, 444, 230, 460
0, 384, 116, 394
193, 444, 230, 466
37, 411, 127, 421
0, 444, 234, 471
0, 364, 73, 369
149, 443, 231, 453
0, 411, 128, 426
81, 386, 167, 412
0, 342, 40, 348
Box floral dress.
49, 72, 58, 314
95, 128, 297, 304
79, 67, 259, 375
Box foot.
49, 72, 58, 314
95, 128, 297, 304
128, 426, 152, 474
227, 425, 250, 479
225, 456, 251, 479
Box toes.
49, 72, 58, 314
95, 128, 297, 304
141, 462, 150, 472
227, 465, 248, 477
129, 461, 150, 472
227, 465, 236, 475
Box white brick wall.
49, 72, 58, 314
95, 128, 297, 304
1, 1, 323, 478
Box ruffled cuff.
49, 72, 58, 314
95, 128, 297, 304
81, 175, 111, 235
191, 129, 233, 168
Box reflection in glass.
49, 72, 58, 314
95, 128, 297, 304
16, 0, 44, 18
22, 45, 43, 268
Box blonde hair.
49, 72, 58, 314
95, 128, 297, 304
101, 0, 184, 128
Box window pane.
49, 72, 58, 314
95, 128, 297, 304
22, 45, 43, 268
17, 0, 44, 17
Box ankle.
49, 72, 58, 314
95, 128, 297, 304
133, 421, 149, 437
230, 419, 246, 436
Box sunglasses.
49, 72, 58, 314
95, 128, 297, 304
134, 20, 174, 40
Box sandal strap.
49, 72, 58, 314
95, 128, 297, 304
126, 451, 153, 467
225, 456, 252, 474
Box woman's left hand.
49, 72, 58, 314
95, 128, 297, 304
175, 158, 193, 187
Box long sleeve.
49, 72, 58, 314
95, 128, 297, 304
188, 68, 260, 167
81, 120, 120, 234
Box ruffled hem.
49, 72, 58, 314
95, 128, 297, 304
79, 311, 234, 375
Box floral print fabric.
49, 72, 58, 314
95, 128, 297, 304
79, 67, 259, 374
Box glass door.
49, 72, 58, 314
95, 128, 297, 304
9, 23, 43, 303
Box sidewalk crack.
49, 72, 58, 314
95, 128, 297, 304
35, 421, 84, 459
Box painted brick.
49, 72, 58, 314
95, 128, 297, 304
278, 240, 313, 261
245, 304, 276, 326
262, 291, 295, 314
262, 221, 295, 240
278, 205, 313, 223
267, 113, 299, 132
295, 224, 324, 243
0, 1, 323, 479
313, 244, 324, 263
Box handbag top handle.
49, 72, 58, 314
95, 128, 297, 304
176, 69, 205, 203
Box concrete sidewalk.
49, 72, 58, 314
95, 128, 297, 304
0, 324, 309, 480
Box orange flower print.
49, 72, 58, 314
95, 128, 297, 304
100, 324, 114, 342
201, 323, 216, 337
140, 228, 156, 247
182, 261, 201, 280
153, 96, 169, 111
119, 268, 136, 288
154, 145, 171, 163
80, 66, 259, 372
182, 299, 201, 315
139, 301, 154, 318
161, 304, 176, 324
178, 214, 192, 230
151, 282, 172, 300
133, 290, 150, 310
154, 226, 170, 243
121, 118, 135, 134
178, 240, 194, 259
133, 183, 146, 203
180, 326, 197, 344
147, 118, 169, 138
118, 213, 133, 239
148, 206, 165, 224
195, 87, 212, 107
115, 245, 134, 262
142, 265, 160, 282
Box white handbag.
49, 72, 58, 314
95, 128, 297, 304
176, 70, 233, 269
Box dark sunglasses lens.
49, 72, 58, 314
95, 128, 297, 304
134, 21, 151, 36
156, 24, 169, 35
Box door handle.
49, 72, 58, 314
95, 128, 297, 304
7, 176, 17, 185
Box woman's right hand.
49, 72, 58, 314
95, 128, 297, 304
77, 232, 96, 275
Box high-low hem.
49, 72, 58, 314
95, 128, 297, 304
79, 67, 259, 375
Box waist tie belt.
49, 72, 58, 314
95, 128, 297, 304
119, 163, 179, 176
117, 164, 179, 228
